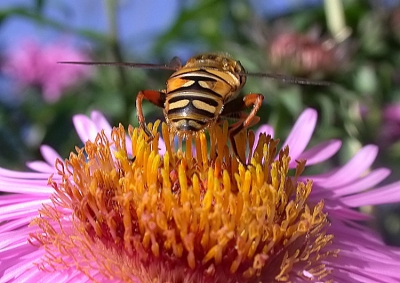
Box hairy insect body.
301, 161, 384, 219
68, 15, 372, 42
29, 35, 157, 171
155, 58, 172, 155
62, 53, 325, 162
164, 55, 246, 135
59, 53, 328, 162
132, 53, 265, 162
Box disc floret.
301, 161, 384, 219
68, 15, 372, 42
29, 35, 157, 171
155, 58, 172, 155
31, 121, 335, 283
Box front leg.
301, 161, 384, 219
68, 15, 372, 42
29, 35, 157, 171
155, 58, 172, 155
221, 93, 264, 163
136, 90, 166, 140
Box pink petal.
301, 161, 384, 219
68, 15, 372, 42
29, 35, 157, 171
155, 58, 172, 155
309, 145, 378, 187
158, 139, 166, 155
328, 206, 372, 221
0, 216, 34, 233
40, 145, 62, 165
25, 161, 55, 173
328, 251, 400, 282
90, 110, 134, 155
0, 199, 51, 222
308, 168, 391, 200
0, 168, 52, 179
341, 180, 400, 207
330, 168, 391, 197
0, 180, 51, 194
73, 114, 99, 143
252, 124, 275, 153
0, 194, 45, 206
297, 139, 341, 166
0, 249, 44, 283
90, 111, 113, 135
254, 124, 275, 139
329, 219, 383, 244
0, 175, 52, 185
282, 108, 317, 162
26, 145, 61, 173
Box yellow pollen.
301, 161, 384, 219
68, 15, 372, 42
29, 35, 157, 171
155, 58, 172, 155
30, 120, 337, 283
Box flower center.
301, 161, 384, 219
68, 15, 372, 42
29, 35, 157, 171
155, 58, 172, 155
31, 121, 336, 283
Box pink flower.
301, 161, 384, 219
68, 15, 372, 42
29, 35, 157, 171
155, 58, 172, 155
2, 39, 92, 103
268, 33, 340, 77
381, 103, 400, 144
1, 109, 400, 282
254, 109, 400, 282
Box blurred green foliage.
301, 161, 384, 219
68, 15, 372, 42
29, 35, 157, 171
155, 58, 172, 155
1, 0, 400, 243
0, 1, 398, 163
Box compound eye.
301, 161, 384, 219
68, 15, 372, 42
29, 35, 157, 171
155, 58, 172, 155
235, 60, 244, 73
169, 57, 182, 69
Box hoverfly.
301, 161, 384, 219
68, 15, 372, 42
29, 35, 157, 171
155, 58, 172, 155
60, 53, 329, 163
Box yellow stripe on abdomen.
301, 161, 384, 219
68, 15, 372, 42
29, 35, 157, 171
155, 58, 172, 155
192, 99, 216, 114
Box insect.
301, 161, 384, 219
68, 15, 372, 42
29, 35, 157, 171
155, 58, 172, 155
60, 53, 329, 163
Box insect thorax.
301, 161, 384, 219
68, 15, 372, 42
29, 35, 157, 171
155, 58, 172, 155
163, 54, 247, 136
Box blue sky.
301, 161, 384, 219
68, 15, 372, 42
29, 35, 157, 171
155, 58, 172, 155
0, 1, 329, 54
0, 0, 179, 54
2, 0, 400, 56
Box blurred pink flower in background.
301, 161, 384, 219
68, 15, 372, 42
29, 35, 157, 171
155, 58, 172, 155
381, 103, 400, 145
2, 39, 92, 103
268, 32, 341, 77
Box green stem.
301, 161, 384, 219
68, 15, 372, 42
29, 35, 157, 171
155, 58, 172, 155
0, 7, 105, 42
324, 0, 352, 42
105, 0, 130, 120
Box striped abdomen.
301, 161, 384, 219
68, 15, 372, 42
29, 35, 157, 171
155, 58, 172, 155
164, 69, 240, 133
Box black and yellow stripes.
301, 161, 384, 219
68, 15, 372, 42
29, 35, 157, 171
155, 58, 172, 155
165, 69, 241, 132
166, 93, 222, 131
59, 53, 266, 157
165, 77, 224, 132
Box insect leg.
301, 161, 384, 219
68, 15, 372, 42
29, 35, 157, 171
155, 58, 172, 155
221, 93, 264, 163
136, 90, 166, 140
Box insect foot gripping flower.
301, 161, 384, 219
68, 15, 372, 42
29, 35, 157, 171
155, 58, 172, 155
2, 110, 400, 283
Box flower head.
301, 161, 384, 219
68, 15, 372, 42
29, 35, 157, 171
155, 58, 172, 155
1, 109, 400, 282
2, 38, 92, 102
381, 103, 400, 145
268, 33, 341, 77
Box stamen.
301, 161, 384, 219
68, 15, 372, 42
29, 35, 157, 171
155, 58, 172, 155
30, 121, 336, 283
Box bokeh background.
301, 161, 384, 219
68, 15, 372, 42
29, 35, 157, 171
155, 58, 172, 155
1, 0, 400, 245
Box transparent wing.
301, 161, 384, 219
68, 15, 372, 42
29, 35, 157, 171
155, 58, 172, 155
59, 58, 331, 86
242, 71, 331, 86
57, 61, 181, 71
